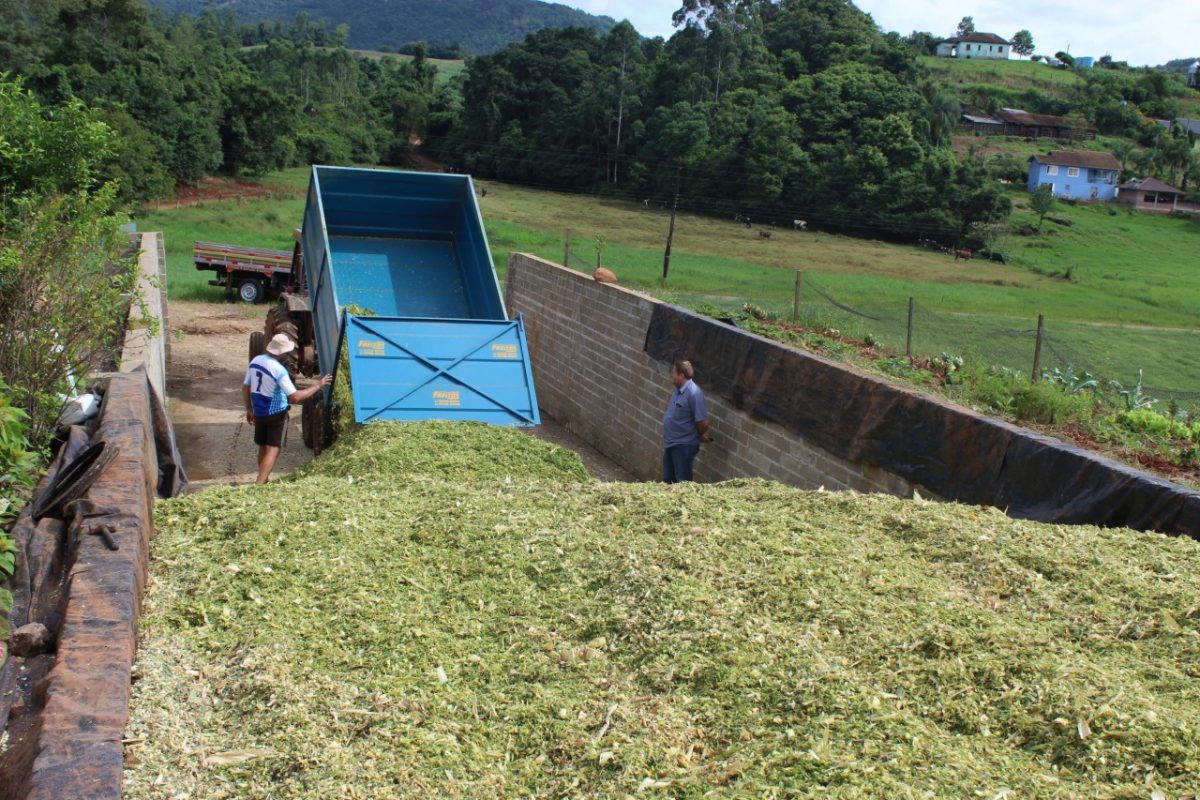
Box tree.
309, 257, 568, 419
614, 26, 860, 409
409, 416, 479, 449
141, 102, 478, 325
0, 77, 138, 444
928, 92, 961, 145
218, 72, 298, 176
1054, 51, 1075, 68
1011, 30, 1034, 57
905, 31, 939, 55
956, 16, 975, 37
1030, 184, 1055, 231
1110, 139, 1134, 173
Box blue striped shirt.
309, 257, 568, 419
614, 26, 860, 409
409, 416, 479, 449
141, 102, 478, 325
244, 355, 296, 417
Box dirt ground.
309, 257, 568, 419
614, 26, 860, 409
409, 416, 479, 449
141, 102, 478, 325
165, 300, 634, 489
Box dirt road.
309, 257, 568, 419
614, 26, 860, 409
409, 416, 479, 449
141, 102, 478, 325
165, 300, 633, 489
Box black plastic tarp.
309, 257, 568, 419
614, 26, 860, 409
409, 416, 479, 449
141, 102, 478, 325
646, 303, 1200, 537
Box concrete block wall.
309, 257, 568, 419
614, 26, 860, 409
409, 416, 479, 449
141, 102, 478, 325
506, 253, 913, 493
121, 232, 168, 400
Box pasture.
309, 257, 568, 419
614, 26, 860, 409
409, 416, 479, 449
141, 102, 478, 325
920, 55, 1086, 96
132, 168, 1200, 398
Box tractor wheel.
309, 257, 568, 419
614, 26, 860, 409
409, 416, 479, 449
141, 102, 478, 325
274, 319, 300, 373
304, 395, 328, 453
248, 331, 264, 362
264, 304, 284, 341
301, 395, 316, 449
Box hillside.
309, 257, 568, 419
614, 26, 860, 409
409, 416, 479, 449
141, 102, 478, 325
921, 55, 1086, 103
146, 0, 617, 54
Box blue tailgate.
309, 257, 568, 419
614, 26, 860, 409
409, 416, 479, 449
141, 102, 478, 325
342, 314, 540, 426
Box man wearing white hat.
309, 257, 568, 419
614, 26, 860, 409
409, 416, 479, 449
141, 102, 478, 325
242, 333, 332, 484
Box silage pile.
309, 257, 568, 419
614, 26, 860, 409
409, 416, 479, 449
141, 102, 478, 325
125, 422, 1200, 799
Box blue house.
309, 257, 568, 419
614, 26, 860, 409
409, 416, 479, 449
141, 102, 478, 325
1027, 151, 1121, 201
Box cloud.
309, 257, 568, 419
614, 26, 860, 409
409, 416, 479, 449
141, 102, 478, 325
557, 0, 1198, 66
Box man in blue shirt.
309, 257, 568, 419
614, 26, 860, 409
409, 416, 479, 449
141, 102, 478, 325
242, 334, 331, 484
662, 358, 711, 483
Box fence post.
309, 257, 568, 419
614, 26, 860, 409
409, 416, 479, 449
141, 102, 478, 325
563, 229, 571, 267
1031, 314, 1045, 382
792, 271, 802, 324
906, 297, 914, 357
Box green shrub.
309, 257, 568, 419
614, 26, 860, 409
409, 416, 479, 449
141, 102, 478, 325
0, 381, 39, 523
1111, 408, 1198, 441
0, 380, 36, 669
957, 363, 1094, 425
1010, 379, 1096, 425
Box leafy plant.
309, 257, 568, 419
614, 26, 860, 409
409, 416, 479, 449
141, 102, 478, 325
0, 382, 39, 523
1042, 366, 1098, 394
1110, 408, 1197, 441
1108, 369, 1158, 411
0, 381, 35, 670
935, 352, 964, 384
954, 362, 1092, 424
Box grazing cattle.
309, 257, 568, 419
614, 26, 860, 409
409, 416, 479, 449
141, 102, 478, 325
643, 198, 650, 209
757, 229, 772, 239
954, 248, 973, 261
793, 219, 807, 231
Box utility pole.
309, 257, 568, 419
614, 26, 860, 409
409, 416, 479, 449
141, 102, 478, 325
661, 165, 682, 281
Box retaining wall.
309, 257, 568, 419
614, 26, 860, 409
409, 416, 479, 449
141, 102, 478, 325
121, 232, 169, 399
505, 253, 912, 494
2, 234, 183, 798
505, 253, 1200, 536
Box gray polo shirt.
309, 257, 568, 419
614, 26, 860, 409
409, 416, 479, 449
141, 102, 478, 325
663, 379, 708, 446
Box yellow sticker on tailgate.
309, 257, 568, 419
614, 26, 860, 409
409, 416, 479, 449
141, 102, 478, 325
357, 340, 385, 356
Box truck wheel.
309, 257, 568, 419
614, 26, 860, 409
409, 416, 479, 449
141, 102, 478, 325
238, 278, 264, 304
248, 331, 264, 362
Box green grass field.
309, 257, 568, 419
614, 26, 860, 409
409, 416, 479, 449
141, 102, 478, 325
242, 46, 465, 85
130, 167, 1200, 398
921, 55, 1086, 96
345, 50, 466, 84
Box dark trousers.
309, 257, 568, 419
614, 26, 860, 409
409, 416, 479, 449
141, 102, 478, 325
662, 444, 700, 484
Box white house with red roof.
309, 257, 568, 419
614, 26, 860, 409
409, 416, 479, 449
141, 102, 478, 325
936, 32, 1011, 60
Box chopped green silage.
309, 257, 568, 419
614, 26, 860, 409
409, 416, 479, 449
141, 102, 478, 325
290, 420, 591, 484
126, 423, 1200, 799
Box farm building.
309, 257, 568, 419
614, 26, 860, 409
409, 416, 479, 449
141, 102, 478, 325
935, 32, 1011, 59
959, 107, 1095, 140
1027, 151, 1121, 201
1116, 177, 1181, 213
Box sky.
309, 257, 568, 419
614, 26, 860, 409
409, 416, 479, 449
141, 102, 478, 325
560, 0, 1199, 68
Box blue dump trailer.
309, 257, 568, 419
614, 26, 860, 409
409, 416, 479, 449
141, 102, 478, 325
252, 166, 539, 450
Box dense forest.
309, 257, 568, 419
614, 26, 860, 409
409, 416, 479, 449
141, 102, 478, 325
145, 0, 617, 55
436, 9, 1011, 239
0, 0, 1196, 237
0, 0, 445, 203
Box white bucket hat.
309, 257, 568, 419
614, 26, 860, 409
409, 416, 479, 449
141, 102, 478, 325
266, 333, 296, 356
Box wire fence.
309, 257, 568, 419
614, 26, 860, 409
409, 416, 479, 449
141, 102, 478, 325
558, 239, 1200, 407
789, 274, 1200, 406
